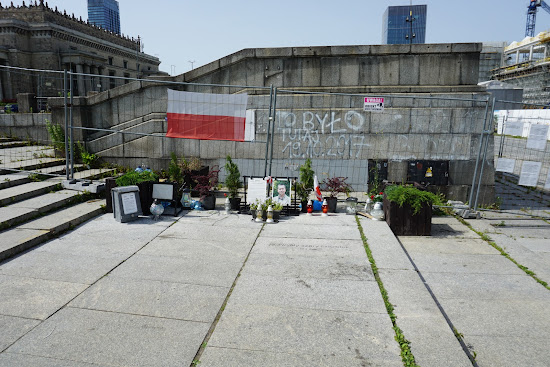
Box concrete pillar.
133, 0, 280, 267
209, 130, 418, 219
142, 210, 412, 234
529, 46, 534, 62
515, 51, 520, 64
90, 66, 97, 92
0, 68, 4, 101
83, 64, 92, 95
75, 64, 86, 97
101, 67, 109, 92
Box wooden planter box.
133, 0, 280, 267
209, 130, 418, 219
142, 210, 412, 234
383, 197, 432, 236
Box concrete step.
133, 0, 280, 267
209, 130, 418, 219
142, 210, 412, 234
0, 157, 66, 175
0, 173, 31, 190
0, 179, 62, 206
0, 141, 28, 149
0, 189, 82, 230
0, 199, 106, 262
0, 137, 16, 143
73, 168, 116, 180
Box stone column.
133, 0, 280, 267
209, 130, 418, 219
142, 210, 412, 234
101, 67, 110, 92
2, 61, 14, 100
83, 64, 92, 95
0, 67, 4, 101
75, 64, 86, 97
89, 66, 97, 92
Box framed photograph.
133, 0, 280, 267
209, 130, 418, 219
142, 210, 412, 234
272, 179, 292, 206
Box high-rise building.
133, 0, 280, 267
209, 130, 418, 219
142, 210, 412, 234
88, 0, 120, 34
382, 5, 427, 45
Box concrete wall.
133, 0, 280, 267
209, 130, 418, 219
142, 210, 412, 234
21, 43, 494, 203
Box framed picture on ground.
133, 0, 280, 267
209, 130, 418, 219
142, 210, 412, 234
272, 179, 292, 206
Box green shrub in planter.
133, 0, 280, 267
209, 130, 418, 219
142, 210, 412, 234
383, 185, 444, 236
115, 170, 159, 187
384, 185, 442, 214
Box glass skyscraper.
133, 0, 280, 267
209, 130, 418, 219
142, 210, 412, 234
382, 5, 427, 45
88, 0, 121, 34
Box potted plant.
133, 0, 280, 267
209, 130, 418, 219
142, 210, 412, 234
322, 176, 353, 213
297, 158, 315, 212
224, 155, 242, 210
192, 166, 219, 210
249, 200, 259, 219
272, 201, 283, 221
383, 184, 442, 236
180, 157, 206, 195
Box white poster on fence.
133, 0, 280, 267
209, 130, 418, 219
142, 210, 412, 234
504, 122, 524, 137
545, 171, 550, 190
496, 158, 516, 173
518, 161, 542, 187
526, 124, 549, 151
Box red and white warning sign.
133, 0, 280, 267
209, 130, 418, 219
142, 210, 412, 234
364, 97, 384, 112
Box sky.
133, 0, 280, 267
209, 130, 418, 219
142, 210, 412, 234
8, 0, 550, 74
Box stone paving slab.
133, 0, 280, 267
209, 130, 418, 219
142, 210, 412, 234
180, 211, 260, 228
199, 347, 404, 367
439, 298, 550, 338
159, 220, 261, 244
398, 237, 499, 255
0, 274, 87, 320
33, 214, 177, 258
421, 272, 550, 301
408, 336, 472, 367
376, 268, 471, 367
228, 273, 385, 313
7, 307, 210, 367
243, 252, 372, 281
0, 353, 109, 367
0, 249, 125, 285
466, 335, 550, 367
377, 269, 440, 316
429, 216, 480, 238
358, 217, 415, 271
70, 275, 227, 323
252, 237, 366, 258
110, 253, 244, 288
138, 235, 254, 262
278, 213, 359, 226
405, 252, 526, 275
0, 316, 40, 353
207, 303, 402, 364
261, 222, 361, 240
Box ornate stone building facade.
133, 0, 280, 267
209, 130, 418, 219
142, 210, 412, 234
0, 0, 161, 101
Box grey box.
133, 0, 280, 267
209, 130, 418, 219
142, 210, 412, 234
111, 186, 142, 223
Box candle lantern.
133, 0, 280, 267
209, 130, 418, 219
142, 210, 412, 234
180, 188, 191, 209
345, 197, 358, 215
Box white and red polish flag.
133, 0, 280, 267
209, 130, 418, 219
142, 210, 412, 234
166, 89, 254, 141
313, 175, 323, 202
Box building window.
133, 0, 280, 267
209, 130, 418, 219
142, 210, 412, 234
124, 73, 130, 84
137, 63, 140, 71
123, 60, 128, 69
108, 57, 113, 65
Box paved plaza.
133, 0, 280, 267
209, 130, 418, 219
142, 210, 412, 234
0, 206, 549, 366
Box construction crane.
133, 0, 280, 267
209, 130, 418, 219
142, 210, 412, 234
526, 0, 550, 37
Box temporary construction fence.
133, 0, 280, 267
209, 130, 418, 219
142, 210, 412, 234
492, 102, 550, 218
1, 66, 502, 211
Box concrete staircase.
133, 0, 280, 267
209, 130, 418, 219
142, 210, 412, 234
0, 140, 116, 262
